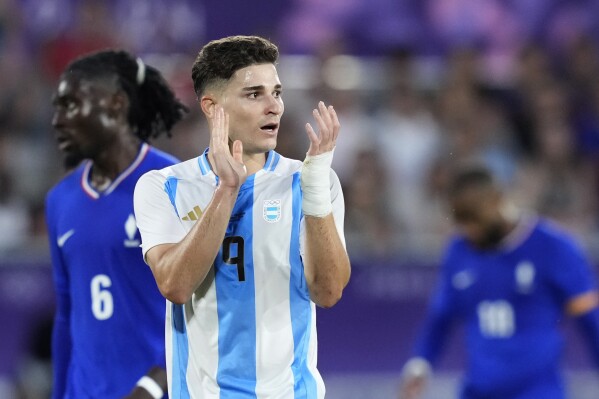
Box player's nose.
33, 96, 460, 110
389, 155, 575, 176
265, 95, 283, 115
52, 110, 64, 129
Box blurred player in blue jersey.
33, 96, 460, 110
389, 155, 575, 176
46, 50, 188, 399
399, 165, 599, 399
133, 35, 351, 398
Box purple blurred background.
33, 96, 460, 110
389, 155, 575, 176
3, 0, 599, 398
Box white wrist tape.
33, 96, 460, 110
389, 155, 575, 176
402, 357, 432, 379
301, 149, 334, 217
136, 376, 164, 399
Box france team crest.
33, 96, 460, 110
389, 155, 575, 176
263, 199, 281, 223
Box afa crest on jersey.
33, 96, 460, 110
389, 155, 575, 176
263, 199, 281, 223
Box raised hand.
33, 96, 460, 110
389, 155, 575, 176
398, 374, 427, 399
209, 105, 247, 189
304, 101, 340, 156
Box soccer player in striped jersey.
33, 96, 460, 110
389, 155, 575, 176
46, 50, 188, 399
133, 35, 351, 399
399, 165, 599, 399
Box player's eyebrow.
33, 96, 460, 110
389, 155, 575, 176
51, 93, 66, 105
241, 84, 282, 92
242, 85, 264, 92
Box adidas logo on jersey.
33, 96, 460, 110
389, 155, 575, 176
182, 206, 203, 221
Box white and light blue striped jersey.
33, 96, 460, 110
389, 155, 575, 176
133, 149, 346, 399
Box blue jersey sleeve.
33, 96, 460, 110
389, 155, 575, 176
576, 307, 599, 367
546, 230, 597, 304
46, 192, 72, 399
544, 227, 599, 367
413, 240, 460, 364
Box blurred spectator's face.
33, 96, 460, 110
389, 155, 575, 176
51, 75, 120, 168
450, 186, 504, 249
216, 63, 283, 156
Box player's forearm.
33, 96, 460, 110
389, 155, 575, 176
150, 186, 239, 304
51, 294, 71, 399
126, 366, 167, 399
575, 305, 599, 367
304, 214, 351, 308
413, 305, 454, 363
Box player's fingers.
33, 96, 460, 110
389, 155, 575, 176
210, 106, 221, 148
318, 101, 333, 129
304, 122, 319, 144
215, 106, 224, 136
231, 139, 243, 164
304, 122, 320, 156
312, 108, 330, 145
312, 109, 330, 150
329, 105, 340, 142
218, 106, 227, 146
223, 111, 230, 148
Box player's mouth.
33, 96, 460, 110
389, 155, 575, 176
56, 135, 74, 151
260, 123, 279, 134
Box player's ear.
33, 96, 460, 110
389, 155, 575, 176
200, 95, 216, 118
111, 90, 129, 116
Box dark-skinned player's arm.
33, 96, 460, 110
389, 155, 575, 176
398, 247, 459, 399
301, 101, 350, 308
568, 290, 599, 366
123, 366, 167, 399
46, 193, 72, 399
547, 236, 599, 368
140, 106, 246, 305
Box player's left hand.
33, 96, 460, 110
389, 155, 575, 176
304, 101, 339, 156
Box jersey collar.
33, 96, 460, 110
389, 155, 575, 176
499, 212, 538, 252
81, 143, 150, 199
197, 148, 280, 176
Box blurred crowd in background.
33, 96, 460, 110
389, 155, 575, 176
3, 0, 599, 264
3, 0, 599, 398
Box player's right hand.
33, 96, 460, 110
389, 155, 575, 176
398, 357, 431, 399
398, 374, 427, 399
209, 105, 247, 189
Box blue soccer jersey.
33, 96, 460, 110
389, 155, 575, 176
45, 144, 178, 399
133, 149, 346, 399
415, 215, 598, 399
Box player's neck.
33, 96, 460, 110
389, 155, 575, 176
242, 152, 267, 175
500, 201, 520, 235
91, 136, 142, 186
207, 151, 266, 177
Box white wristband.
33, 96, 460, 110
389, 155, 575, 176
402, 357, 432, 379
136, 376, 164, 399
301, 149, 334, 217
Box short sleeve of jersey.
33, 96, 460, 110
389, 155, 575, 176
134, 169, 187, 260
545, 231, 597, 303
299, 168, 346, 256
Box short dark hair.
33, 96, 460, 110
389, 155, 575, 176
191, 35, 279, 97
64, 49, 188, 141
448, 164, 497, 198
